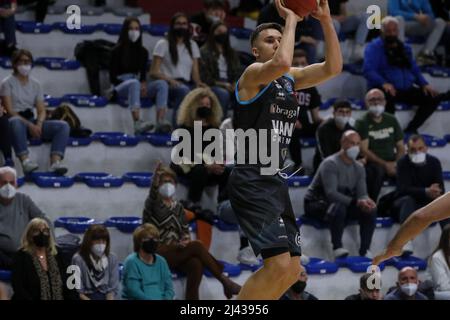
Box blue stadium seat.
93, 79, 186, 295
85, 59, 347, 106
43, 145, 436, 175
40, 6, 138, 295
123, 172, 153, 187
375, 217, 394, 228
189, 221, 197, 233
54, 217, 98, 234
443, 171, 450, 180
305, 257, 339, 274
52, 22, 97, 34
299, 137, 316, 148
296, 217, 302, 227
142, 133, 174, 147
213, 218, 239, 232
287, 175, 312, 187
0, 269, 12, 282
30, 172, 74, 188
91, 132, 139, 147
445, 135, 450, 143
34, 57, 81, 70
74, 172, 124, 188
229, 27, 252, 40
321, 97, 364, 110
0, 56, 12, 68
144, 24, 169, 36
104, 216, 142, 233
98, 23, 122, 35
389, 256, 428, 271
16, 21, 53, 33
420, 65, 450, 78
335, 256, 386, 273
17, 177, 25, 188
404, 133, 447, 147
438, 101, 450, 111
395, 103, 413, 111
44, 94, 63, 107
343, 63, 363, 76
68, 137, 93, 147
62, 94, 108, 107
204, 260, 241, 278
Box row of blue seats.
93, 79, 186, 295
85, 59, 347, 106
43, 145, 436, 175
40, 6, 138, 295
344, 62, 450, 78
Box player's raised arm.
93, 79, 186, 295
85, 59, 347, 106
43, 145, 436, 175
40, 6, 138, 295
289, 0, 343, 90
238, 0, 301, 101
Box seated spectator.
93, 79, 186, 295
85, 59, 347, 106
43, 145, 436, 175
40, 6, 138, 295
109, 17, 170, 135
388, 0, 445, 65
289, 49, 323, 171
0, 0, 17, 57
200, 21, 242, 116
171, 88, 229, 206
430, 0, 450, 66
191, 0, 227, 47
11, 218, 65, 300
122, 223, 174, 300
232, 0, 264, 20
314, 100, 354, 172
1, 49, 70, 174
385, 267, 428, 300
363, 16, 441, 133
394, 134, 446, 255
345, 273, 382, 300
0, 103, 13, 167
355, 89, 405, 201
17, 0, 49, 22
428, 225, 450, 300
281, 268, 318, 300
0, 166, 50, 269
327, 0, 369, 62
150, 12, 207, 126
71, 224, 119, 300
142, 163, 241, 300
304, 131, 377, 259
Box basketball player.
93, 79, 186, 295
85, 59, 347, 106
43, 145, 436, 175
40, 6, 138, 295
373, 192, 450, 266
228, 0, 342, 299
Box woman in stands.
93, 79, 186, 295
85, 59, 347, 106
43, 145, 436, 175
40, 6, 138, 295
200, 21, 242, 117
150, 12, 207, 126
11, 218, 65, 300
142, 162, 241, 300
71, 224, 119, 300
428, 225, 450, 300
110, 17, 171, 135
0, 102, 13, 167
0, 49, 70, 175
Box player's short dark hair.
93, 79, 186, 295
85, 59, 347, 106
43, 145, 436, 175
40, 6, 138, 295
250, 23, 284, 47
407, 134, 425, 146
333, 99, 352, 111
204, 0, 226, 9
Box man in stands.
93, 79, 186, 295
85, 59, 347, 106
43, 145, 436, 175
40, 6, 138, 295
385, 267, 428, 300
345, 273, 382, 300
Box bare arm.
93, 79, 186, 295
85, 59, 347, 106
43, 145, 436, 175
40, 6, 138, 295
373, 192, 450, 265
290, 1, 342, 90
395, 139, 405, 161
35, 100, 46, 126
191, 58, 206, 87
310, 107, 323, 123
149, 56, 171, 82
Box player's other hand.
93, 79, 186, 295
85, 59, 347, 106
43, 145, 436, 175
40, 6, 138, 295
311, 0, 331, 21
372, 245, 402, 265
275, 0, 303, 21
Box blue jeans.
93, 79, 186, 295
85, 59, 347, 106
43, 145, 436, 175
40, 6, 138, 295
9, 116, 70, 158
169, 83, 191, 126
147, 79, 169, 110
0, 4, 16, 46
115, 75, 141, 110
211, 86, 230, 117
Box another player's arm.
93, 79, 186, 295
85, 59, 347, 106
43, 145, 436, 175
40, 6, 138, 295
373, 192, 450, 265
289, 1, 342, 90
238, 0, 299, 100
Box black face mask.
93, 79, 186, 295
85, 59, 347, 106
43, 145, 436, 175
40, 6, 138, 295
384, 35, 399, 46
173, 27, 189, 38
33, 232, 50, 248
197, 106, 212, 118
384, 36, 411, 69
291, 280, 307, 294
141, 238, 158, 254
214, 33, 229, 45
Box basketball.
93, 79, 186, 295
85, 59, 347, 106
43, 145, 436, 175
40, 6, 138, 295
281, 0, 320, 17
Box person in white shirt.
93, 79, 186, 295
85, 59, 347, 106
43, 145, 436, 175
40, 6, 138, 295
428, 225, 450, 300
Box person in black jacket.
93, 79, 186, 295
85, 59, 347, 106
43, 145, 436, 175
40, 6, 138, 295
110, 17, 170, 135
11, 218, 67, 300
345, 273, 382, 300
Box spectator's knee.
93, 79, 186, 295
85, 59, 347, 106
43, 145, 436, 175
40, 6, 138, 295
9, 116, 23, 128
154, 79, 169, 91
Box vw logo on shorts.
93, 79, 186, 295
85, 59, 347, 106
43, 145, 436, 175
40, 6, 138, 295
295, 232, 301, 247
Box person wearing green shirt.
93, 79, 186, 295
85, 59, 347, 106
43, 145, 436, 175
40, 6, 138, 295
355, 89, 405, 201
122, 223, 174, 300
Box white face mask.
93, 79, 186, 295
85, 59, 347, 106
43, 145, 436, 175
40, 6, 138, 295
346, 146, 360, 160
208, 15, 221, 23
369, 104, 385, 117
335, 116, 350, 128
128, 30, 140, 43
400, 283, 418, 296
409, 152, 426, 164
17, 64, 32, 77
0, 183, 16, 199
159, 182, 176, 198
91, 243, 106, 257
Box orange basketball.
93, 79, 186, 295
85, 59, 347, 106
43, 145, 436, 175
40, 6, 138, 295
281, 0, 320, 17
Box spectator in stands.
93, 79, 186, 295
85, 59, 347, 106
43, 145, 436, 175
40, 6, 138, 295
122, 223, 174, 300
232, 0, 264, 20
327, 0, 369, 62
191, 0, 227, 47
110, 17, 170, 135
355, 89, 405, 201
281, 268, 318, 300
428, 225, 450, 300
142, 163, 241, 300
363, 16, 440, 134
11, 217, 65, 300
430, 0, 450, 66
150, 12, 207, 126
388, 0, 446, 65
0, 166, 50, 269
345, 273, 382, 300
385, 267, 428, 300
71, 224, 119, 300
17, 0, 49, 22
394, 134, 445, 255
1, 49, 70, 175
200, 21, 242, 116
304, 131, 377, 259
172, 88, 229, 206
0, 103, 13, 167
314, 99, 354, 172
0, 0, 17, 57
289, 49, 323, 171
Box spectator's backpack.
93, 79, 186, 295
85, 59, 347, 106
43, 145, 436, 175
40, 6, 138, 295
49, 103, 92, 138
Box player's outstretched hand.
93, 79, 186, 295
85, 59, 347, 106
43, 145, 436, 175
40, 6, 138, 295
275, 0, 303, 21
372, 245, 402, 266
311, 0, 331, 21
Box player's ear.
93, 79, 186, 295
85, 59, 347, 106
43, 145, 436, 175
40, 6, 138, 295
252, 47, 259, 58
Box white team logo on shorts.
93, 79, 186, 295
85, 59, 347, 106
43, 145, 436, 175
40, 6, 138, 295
295, 232, 301, 247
